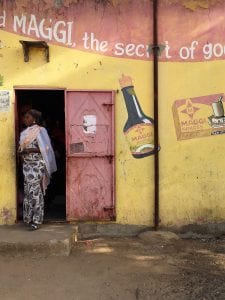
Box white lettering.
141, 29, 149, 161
126, 43, 136, 56
213, 43, 224, 58
203, 43, 225, 60
13, 14, 74, 46
13, 15, 26, 33
82, 32, 89, 49
146, 45, 150, 58
164, 41, 172, 59
39, 19, 52, 40
53, 21, 67, 44
203, 43, 212, 60
190, 41, 198, 59
179, 46, 190, 60
0, 10, 6, 27
99, 40, 108, 52
27, 14, 40, 38
135, 44, 145, 57
179, 41, 198, 60
114, 43, 124, 56
82, 32, 108, 52
90, 33, 99, 50
67, 21, 73, 46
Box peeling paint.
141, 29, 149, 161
3, 0, 223, 13
0, 207, 13, 225
13, 0, 126, 12
163, 0, 222, 11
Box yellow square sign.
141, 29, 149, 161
173, 94, 225, 140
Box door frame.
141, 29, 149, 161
65, 90, 116, 221
14, 86, 66, 222
14, 87, 116, 222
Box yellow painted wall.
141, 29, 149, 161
0, 86, 16, 225
159, 61, 225, 226
0, 30, 154, 225
1, 29, 225, 227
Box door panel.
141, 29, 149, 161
66, 91, 114, 221
67, 157, 113, 220
67, 92, 113, 157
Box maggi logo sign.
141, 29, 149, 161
173, 94, 225, 140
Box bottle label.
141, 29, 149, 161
124, 123, 154, 156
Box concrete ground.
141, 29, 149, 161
0, 224, 75, 256
0, 225, 225, 300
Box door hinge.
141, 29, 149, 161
102, 103, 113, 111
102, 103, 114, 106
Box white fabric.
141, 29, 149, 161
19, 125, 40, 151
19, 125, 57, 179
37, 127, 57, 176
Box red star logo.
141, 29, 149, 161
181, 99, 200, 119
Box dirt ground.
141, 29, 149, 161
0, 235, 225, 300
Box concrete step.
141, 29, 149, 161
0, 224, 76, 256
0, 223, 150, 256
77, 223, 149, 239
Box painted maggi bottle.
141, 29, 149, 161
119, 74, 155, 159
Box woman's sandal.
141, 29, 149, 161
30, 223, 40, 230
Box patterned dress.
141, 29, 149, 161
23, 139, 46, 224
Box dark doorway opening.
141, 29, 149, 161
15, 89, 66, 222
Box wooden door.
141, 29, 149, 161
66, 91, 115, 221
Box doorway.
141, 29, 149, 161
15, 89, 66, 222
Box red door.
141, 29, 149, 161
66, 91, 115, 221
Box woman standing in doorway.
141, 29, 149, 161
18, 109, 57, 230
